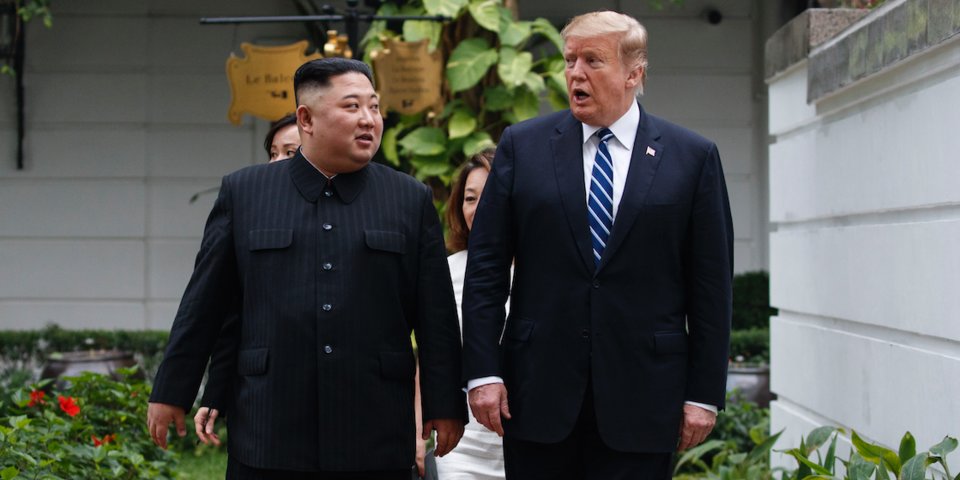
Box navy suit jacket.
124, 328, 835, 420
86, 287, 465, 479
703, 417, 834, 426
150, 153, 466, 471
462, 105, 733, 452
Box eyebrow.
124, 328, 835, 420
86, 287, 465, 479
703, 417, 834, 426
340, 93, 380, 101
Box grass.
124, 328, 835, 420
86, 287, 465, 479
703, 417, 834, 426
177, 447, 228, 480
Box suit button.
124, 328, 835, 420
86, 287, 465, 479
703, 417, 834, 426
323, 345, 333, 354
581, 329, 590, 338
322, 262, 333, 271
322, 223, 333, 231
323, 190, 333, 197
322, 303, 332, 311
592, 281, 600, 289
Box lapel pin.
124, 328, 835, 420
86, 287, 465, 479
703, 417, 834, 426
646, 146, 656, 157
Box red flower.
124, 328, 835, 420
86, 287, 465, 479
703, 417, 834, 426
58, 395, 80, 417
91, 434, 116, 447
27, 390, 46, 407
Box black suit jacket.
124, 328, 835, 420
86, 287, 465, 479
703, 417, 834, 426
462, 105, 733, 452
150, 153, 466, 471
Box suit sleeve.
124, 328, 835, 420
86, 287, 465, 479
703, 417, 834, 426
684, 143, 734, 409
150, 175, 242, 412
412, 188, 468, 423
199, 310, 239, 414
461, 127, 516, 381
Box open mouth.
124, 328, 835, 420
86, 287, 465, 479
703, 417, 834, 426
572, 88, 590, 102
356, 133, 374, 142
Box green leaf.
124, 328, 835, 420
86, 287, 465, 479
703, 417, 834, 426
424, 0, 468, 17
804, 426, 837, 454
483, 85, 513, 111
381, 126, 400, 166
930, 436, 958, 457
846, 454, 878, 480
673, 440, 727, 474
900, 453, 931, 480
532, 18, 564, 51
746, 429, 783, 466
0, 467, 19, 480
468, 0, 501, 32
9, 415, 29, 429
498, 7, 531, 46
498, 47, 533, 87
403, 20, 442, 51
899, 432, 917, 463
448, 109, 477, 139
462, 131, 495, 157
510, 87, 540, 122
784, 449, 833, 476
446, 38, 498, 92
523, 72, 546, 93
398, 127, 447, 156
410, 155, 452, 179
852, 431, 902, 476
546, 88, 568, 111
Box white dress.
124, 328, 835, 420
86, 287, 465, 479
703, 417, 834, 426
434, 250, 506, 480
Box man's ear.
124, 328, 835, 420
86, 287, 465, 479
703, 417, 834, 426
296, 105, 312, 135
625, 66, 643, 90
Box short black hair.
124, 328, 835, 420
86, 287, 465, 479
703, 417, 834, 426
263, 113, 298, 157
293, 58, 375, 105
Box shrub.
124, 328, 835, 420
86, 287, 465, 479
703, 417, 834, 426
0, 369, 179, 479
733, 271, 777, 331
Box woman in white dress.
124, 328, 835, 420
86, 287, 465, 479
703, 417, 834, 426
435, 149, 506, 480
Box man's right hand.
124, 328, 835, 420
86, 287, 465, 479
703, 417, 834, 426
194, 407, 222, 446
468, 383, 511, 436
147, 402, 186, 449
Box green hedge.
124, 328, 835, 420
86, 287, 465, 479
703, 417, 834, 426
729, 327, 768, 364
733, 270, 777, 330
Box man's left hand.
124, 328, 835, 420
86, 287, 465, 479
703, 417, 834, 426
423, 418, 464, 457
678, 403, 717, 451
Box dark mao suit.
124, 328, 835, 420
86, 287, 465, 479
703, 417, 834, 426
151, 153, 466, 472
462, 104, 733, 453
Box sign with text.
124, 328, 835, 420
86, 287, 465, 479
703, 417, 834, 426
371, 39, 443, 116
225, 41, 321, 125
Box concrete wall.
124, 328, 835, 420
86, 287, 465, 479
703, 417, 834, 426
0, 0, 769, 331
766, 0, 960, 465
0, 1, 301, 331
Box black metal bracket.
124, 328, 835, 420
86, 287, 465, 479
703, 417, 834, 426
1, 0, 24, 170
200, 0, 450, 58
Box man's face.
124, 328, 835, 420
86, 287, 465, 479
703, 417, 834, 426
564, 33, 642, 127
299, 72, 383, 173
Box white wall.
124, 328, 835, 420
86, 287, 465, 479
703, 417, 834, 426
767, 19, 960, 466
0, 0, 769, 331
0, 1, 301, 331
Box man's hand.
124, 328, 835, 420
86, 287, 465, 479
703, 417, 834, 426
424, 418, 464, 457
468, 383, 511, 437
678, 403, 717, 451
147, 402, 186, 449
194, 407, 222, 446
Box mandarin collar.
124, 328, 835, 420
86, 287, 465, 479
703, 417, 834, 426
288, 151, 367, 204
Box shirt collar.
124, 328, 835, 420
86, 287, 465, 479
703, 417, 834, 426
580, 100, 640, 151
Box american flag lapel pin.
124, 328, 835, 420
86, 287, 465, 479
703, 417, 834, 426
646, 146, 656, 156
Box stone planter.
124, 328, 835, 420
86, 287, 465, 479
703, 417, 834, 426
727, 364, 774, 407
41, 350, 143, 389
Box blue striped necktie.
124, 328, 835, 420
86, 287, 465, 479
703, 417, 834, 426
588, 128, 615, 268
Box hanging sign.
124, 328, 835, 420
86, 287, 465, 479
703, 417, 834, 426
371, 39, 443, 116
225, 41, 321, 125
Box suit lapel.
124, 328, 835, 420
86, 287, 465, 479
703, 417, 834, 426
598, 105, 663, 272
550, 113, 594, 274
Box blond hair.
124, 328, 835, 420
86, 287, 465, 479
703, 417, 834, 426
561, 11, 648, 95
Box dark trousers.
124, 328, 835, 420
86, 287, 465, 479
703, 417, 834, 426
502, 384, 673, 480
226, 455, 411, 480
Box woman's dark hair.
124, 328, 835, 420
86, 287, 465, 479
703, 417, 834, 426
263, 113, 298, 157
446, 149, 495, 253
